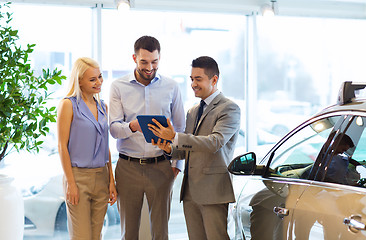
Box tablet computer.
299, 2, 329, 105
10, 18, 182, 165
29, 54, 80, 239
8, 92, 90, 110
137, 115, 172, 143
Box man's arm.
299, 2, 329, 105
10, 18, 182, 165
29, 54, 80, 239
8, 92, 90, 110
151, 100, 240, 153
168, 83, 186, 172
109, 82, 136, 139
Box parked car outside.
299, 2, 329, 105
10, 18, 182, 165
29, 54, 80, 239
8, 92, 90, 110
22, 172, 120, 238
2, 146, 120, 239
228, 82, 366, 240
257, 99, 318, 137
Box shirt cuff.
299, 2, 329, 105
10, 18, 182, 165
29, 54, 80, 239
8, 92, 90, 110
124, 122, 134, 136
171, 159, 184, 172
163, 147, 172, 160
172, 132, 179, 147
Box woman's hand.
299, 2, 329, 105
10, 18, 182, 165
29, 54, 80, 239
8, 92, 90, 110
66, 182, 79, 205
109, 181, 117, 205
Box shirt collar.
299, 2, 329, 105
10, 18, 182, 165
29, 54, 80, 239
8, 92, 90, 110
129, 72, 161, 85
202, 90, 220, 106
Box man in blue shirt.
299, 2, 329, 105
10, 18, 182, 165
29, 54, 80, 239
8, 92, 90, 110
109, 36, 185, 240
325, 134, 357, 185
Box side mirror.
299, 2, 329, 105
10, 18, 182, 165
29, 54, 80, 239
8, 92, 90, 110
228, 152, 256, 175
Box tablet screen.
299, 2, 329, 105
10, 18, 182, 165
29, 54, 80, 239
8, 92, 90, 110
137, 115, 172, 143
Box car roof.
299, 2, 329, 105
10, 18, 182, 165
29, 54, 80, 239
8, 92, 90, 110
317, 99, 366, 115
314, 81, 366, 117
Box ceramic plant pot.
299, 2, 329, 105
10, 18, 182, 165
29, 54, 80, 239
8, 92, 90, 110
0, 174, 24, 240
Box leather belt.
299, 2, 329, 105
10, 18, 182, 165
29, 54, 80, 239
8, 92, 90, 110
119, 153, 166, 165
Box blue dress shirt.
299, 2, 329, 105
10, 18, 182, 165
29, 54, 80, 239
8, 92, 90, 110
326, 154, 349, 184
109, 73, 185, 170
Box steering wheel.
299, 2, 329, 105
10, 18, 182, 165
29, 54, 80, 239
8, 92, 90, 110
357, 178, 366, 187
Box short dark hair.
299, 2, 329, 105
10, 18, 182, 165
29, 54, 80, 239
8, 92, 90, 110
334, 133, 355, 149
191, 56, 219, 79
134, 36, 160, 54
339, 134, 355, 148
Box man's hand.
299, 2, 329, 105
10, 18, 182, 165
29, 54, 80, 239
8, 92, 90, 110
152, 138, 172, 154
129, 119, 142, 132
148, 118, 176, 141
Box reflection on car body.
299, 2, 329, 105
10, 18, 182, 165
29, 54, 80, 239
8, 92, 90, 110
228, 82, 366, 239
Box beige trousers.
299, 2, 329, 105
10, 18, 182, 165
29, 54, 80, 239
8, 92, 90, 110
183, 182, 230, 240
63, 165, 109, 240
115, 158, 174, 240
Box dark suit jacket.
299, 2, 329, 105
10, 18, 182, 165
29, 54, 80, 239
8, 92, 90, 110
172, 93, 240, 204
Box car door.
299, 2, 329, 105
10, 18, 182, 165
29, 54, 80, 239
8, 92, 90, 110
293, 114, 366, 239
233, 173, 304, 240
234, 115, 342, 239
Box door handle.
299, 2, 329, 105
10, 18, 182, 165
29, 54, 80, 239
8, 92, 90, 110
273, 206, 289, 218
344, 215, 366, 233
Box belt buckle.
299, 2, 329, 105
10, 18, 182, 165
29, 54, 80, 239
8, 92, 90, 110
139, 158, 148, 165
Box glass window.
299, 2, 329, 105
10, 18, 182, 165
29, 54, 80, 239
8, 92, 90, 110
323, 116, 366, 186
256, 16, 366, 152
2, 4, 247, 239
10, 4, 93, 99
100, 9, 246, 106
101, 9, 246, 239
5, 2, 366, 239
1, 3, 98, 240
267, 116, 341, 179
351, 117, 366, 164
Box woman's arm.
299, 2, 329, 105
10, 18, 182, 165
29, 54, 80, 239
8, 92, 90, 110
105, 103, 117, 205
107, 148, 117, 205
57, 98, 79, 205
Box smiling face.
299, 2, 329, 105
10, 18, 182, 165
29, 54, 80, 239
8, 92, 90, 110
133, 49, 160, 85
190, 67, 218, 100
79, 67, 103, 95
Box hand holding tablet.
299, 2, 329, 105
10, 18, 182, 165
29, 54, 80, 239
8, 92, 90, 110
137, 115, 173, 143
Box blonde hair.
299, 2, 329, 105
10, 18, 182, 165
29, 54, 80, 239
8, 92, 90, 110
66, 57, 101, 102
66, 57, 107, 117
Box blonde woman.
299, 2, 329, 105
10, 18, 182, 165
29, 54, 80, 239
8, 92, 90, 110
57, 57, 117, 239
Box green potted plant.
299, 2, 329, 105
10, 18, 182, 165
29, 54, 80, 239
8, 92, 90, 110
0, 2, 65, 239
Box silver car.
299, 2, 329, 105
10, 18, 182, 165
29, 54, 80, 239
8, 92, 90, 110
11, 148, 121, 238
228, 81, 366, 239
23, 173, 120, 238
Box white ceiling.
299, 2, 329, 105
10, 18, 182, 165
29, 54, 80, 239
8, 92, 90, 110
8, 0, 366, 18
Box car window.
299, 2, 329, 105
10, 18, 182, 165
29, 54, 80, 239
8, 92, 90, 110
322, 115, 366, 186
266, 116, 341, 179
352, 130, 366, 166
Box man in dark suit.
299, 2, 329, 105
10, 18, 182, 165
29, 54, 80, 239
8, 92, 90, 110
149, 56, 241, 240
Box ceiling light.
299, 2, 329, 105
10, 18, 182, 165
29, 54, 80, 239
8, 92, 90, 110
313, 123, 325, 132
356, 116, 364, 126
115, 0, 130, 11
260, 0, 278, 17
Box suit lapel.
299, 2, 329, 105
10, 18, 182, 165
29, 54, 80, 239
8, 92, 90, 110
194, 93, 224, 134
